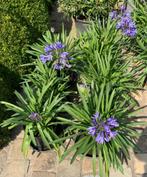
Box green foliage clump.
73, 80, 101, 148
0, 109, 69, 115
59, 0, 118, 20
131, 0, 147, 84
0, 0, 50, 76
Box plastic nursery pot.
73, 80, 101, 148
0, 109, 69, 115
30, 123, 67, 152
31, 136, 49, 151
69, 18, 91, 37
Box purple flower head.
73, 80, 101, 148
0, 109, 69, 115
88, 126, 97, 136
106, 117, 119, 128
120, 5, 126, 13
103, 124, 111, 133
29, 112, 41, 121
96, 131, 105, 144
109, 130, 118, 138
109, 11, 118, 20
60, 52, 69, 59
88, 114, 119, 144
59, 56, 72, 69
116, 22, 122, 29
92, 112, 100, 125
44, 44, 55, 53
40, 53, 53, 64
123, 12, 131, 17
124, 28, 137, 37
54, 41, 65, 50
54, 63, 63, 70
116, 12, 137, 37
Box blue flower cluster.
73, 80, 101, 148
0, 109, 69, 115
88, 112, 119, 144
110, 5, 137, 37
116, 12, 137, 37
29, 112, 41, 121
40, 41, 72, 70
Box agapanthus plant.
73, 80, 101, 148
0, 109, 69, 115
76, 21, 139, 99
57, 83, 144, 177
128, 0, 147, 85
0, 80, 64, 156
25, 30, 79, 94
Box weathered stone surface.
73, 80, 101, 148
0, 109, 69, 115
8, 139, 25, 160
134, 154, 147, 174
82, 175, 99, 177
109, 165, 132, 177
136, 175, 147, 177
81, 156, 98, 176
0, 160, 29, 177
135, 135, 147, 153
0, 150, 7, 164
32, 151, 57, 172
31, 171, 56, 177
57, 159, 81, 177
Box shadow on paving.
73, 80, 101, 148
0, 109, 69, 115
134, 126, 147, 177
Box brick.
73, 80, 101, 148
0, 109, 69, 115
134, 154, 147, 174
57, 159, 81, 177
32, 150, 57, 172
31, 171, 56, 177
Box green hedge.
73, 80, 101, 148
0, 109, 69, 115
0, 0, 50, 145
0, 0, 50, 76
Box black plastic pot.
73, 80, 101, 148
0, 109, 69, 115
31, 136, 49, 151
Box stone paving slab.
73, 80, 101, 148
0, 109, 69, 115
81, 156, 99, 176
7, 139, 25, 160
31, 171, 56, 177
0, 160, 29, 177
57, 159, 81, 177
134, 154, 147, 175
136, 175, 147, 177
109, 165, 132, 177
31, 151, 57, 172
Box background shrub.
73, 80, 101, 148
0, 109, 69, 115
0, 0, 51, 145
